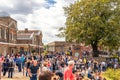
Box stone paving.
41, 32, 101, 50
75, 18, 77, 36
1, 71, 29, 80
1, 67, 29, 80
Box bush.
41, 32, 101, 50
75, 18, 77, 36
102, 69, 120, 80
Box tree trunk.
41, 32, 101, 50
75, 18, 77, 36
91, 41, 99, 57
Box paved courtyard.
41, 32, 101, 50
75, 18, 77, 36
1, 69, 29, 80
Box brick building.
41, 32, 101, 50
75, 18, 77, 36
47, 41, 76, 53
0, 12, 17, 55
47, 41, 92, 58
0, 12, 43, 55
17, 28, 43, 54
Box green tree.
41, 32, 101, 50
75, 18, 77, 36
58, 0, 120, 57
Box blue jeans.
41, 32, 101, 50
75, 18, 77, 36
30, 74, 37, 80
8, 68, 14, 78
18, 64, 21, 72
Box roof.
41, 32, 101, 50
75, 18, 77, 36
47, 41, 66, 46
47, 41, 76, 46
17, 34, 32, 40
0, 16, 17, 30
0, 21, 8, 27
18, 30, 42, 35
17, 29, 42, 40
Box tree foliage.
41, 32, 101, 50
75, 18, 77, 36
58, 0, 120, 56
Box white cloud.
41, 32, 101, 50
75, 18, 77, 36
0, 0, 76, 44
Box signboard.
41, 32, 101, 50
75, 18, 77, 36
72, 45, 82, 60
75, 52, 79, 57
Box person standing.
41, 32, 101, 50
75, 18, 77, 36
64, 60, 75, 80
42, 62, 50, 72
25, 59, 31, 77
0, 56, 4, 79
3, 59, 8, 76
8, 57, 14, 78
28, 60, 40, 80
15, 56, 22, 72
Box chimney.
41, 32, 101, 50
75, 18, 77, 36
25, 28, 28, 33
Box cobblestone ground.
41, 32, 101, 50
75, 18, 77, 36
1, 71, 29, 80
1, 67, 29, 80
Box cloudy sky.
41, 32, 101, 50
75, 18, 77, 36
0, 0, 76, 44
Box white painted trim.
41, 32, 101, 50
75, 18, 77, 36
0, 42, 43, 48
17, 38, 32, 40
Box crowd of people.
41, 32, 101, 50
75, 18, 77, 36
0, 51, 119, 80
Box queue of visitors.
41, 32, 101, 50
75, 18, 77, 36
0, 51, 119, 80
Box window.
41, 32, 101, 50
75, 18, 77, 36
0, 28, 1, 38
9, 33, 11, 40
32, 37, 34, 44
4, 29, 6, 39
34, 38, 36, 41
12, 32, 14, 40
